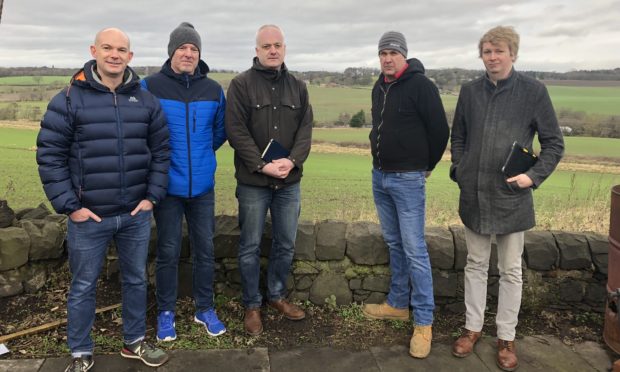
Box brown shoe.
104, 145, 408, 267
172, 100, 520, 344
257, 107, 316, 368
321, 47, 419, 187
268, 299, 306, 320
362, 302, 409, 321
497, 339, 518, 371
452, 328, 482, 358
244, 308, 263, 336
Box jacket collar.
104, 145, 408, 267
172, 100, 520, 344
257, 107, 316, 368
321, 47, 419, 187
378, 58, 426, 85
251, 57, 288, 81
71, 59, 139, 93
484, 67, 517, 90
161, 59, 210, 85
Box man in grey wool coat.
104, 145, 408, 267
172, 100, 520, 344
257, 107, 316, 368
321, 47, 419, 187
449, 26, 564, 371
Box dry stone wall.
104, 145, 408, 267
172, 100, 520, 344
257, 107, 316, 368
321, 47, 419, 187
0, 201, 610, 313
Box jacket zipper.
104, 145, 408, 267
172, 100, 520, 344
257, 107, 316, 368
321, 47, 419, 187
113, 92, 127, 208
377, 82, 395, 170
185, 101, 193, 198
193, 110, 197, 133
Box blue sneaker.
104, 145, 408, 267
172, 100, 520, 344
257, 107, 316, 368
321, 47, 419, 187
156, 311, 176, 342
194, 309, 226, 336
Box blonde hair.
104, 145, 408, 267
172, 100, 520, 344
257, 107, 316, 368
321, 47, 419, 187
478, 26, 519, 60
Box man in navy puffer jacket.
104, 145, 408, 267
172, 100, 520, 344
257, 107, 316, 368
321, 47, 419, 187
141, 22, 227, 342
36, 28, 170, 371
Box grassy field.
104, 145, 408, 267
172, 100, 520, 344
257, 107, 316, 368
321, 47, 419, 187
312, 128, 620, 159
2, 74, 619, 122
2, 127, 618, 234
546, 86, 620, 116
0, 76, 72, 85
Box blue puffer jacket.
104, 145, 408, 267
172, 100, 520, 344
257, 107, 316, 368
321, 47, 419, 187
141, 60, 226, 198
36, 59, 170, 217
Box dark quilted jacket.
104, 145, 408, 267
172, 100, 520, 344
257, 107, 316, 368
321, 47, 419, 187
36, 59, 170, 217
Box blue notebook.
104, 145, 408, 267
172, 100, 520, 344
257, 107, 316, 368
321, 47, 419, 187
261, 139, 290, 162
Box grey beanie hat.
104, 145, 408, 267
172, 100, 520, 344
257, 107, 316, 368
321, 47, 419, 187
378, 31, 408, 58
168, 22, 201, 57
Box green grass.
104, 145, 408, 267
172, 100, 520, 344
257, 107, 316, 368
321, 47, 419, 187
547, 86, 620, 116
4, 75, 618, 124
312, 128, 620, 159
0, 76, 72, 85
4, 127, 618, 234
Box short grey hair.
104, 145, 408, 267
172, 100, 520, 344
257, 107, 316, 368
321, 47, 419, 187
255, 24, 285, 47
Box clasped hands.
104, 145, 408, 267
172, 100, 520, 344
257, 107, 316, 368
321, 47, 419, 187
260, 158, 294, 179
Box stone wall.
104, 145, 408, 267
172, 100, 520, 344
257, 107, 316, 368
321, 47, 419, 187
0, 201, 610, 313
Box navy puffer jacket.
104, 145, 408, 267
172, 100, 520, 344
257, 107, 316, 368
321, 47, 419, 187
36, 60, 170, 217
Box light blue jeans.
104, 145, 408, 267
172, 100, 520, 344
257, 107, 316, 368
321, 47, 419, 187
236, 182, 301, 308
66, 210, 151, 356
372, 169, 434, 325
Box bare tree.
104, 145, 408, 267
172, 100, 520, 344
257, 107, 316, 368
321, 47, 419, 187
0, 0, 4, 24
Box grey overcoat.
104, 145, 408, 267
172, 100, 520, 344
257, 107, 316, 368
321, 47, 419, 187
450, 70, 564, 234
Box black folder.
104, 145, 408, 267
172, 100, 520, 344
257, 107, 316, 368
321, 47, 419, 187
501, 141, 538, 177
261, 139, 290, 162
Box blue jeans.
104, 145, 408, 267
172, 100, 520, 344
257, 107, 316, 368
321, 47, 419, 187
154, 192, 216, 312
236, 182, 301, 308
66, 210, 152, 356
372, 169, 434, 325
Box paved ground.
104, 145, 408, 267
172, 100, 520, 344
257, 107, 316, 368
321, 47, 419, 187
1, 335, 617, 371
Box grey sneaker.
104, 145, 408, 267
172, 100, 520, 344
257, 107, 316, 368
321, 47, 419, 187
120, 340, 169, 367
64, 355, 94, 372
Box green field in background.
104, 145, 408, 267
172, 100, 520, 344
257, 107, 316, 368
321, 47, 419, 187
312, 128, 620, 159
2, 75, 619, 122
2, 127, 618, 232
547, 85, 620, 116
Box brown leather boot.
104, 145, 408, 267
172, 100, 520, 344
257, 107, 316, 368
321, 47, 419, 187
497, 339, 518, 371
268, 299, 306, 320
452, 329, 482, 358
244, 308, 263, 336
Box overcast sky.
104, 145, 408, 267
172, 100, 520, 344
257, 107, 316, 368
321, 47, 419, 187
1, 0, 618, 72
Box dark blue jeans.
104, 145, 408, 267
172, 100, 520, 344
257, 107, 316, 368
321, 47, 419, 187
236, 183, 301, 308
154, 192, 216, 312
66, 210, 151, 356
372, 169, 434, 326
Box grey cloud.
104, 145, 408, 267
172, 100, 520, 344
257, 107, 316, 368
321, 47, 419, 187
0, 0, 617, 72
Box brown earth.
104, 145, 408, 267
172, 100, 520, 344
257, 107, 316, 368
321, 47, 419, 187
0, 262, 605, 359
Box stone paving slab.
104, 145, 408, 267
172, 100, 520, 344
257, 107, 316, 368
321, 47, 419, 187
39, 348, 270, 372
370, 343, 491, 371
0, 358, 44, 371
574, 340, 615, 372
269, 347, 379, 372
2, 336, 616, 372
474, 335, 606, 371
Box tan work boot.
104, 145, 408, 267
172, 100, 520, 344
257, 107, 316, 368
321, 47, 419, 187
409, 325, 432, 358
362, 302, 409, 321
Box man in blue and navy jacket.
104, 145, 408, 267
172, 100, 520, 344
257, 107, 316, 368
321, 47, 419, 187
141, 22, 227, 342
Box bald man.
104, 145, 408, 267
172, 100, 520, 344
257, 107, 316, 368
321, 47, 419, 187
37, 28, 170, 372
226, 24, 313, 336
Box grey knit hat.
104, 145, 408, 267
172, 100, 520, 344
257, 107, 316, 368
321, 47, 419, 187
168, 22, 201, 57
378, 31, 408, 57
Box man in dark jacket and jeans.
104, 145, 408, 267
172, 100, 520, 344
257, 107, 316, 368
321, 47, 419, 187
225, 24, 313, 336
141, 22, 227, 342
450, 26, 563, 371
36, 28, 170, 372
362, 31, 449, 359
